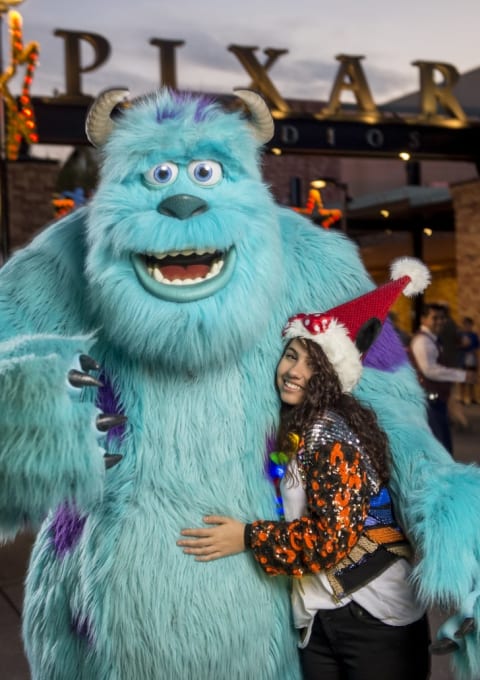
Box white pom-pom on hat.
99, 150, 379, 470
390, 257, 431, 297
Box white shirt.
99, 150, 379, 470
410, 325, 466, 383
281, 460, 424, 647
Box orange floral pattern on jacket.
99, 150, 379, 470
248, 437, 371, 577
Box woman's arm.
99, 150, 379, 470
178, 438, 372, 576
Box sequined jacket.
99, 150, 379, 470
245, 412, 411, 594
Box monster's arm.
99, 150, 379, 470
356, 365, 480, 675
355, 365, 480, 603
0, 210, 113, 538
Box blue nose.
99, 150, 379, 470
158, 194, 208, 220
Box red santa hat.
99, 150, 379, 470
282, 257, 430, 392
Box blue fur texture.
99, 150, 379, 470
0, 88, 478, 678
0, 334, 104, 537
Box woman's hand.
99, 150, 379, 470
177, 515, 246, 561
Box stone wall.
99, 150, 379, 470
261, 152, 342, 206
451, 179, 480, 326
4, 159, 60, 257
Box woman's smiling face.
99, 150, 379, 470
276, 338, 314, 406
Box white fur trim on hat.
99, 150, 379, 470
283, 317, 363, 393
390, 257, 431, 296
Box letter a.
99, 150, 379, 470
322, 54, 378, 118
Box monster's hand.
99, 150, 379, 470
0, 335, 124, 538
68, 353, 125, 470
430, 589, 479, 659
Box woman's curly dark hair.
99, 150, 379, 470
278, 338, 390, 483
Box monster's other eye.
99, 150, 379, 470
143, 162, 179, 186
188, 160, 223, 186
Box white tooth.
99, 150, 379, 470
153, 268, 165, 282
172, 278, 197, 286
152, 252, 168, 260
182, 250, 194, 256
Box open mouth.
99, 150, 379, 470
131, 247, 236, 302
142, 249, 224, 285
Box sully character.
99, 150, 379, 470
0, 88, 479, 680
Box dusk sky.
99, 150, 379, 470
9, 0, 480, 105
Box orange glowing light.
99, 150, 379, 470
0, 9, 40, 160
292, 188, 342, 229
52, 196, 75, 218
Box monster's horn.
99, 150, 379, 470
234, 89, 275, 144
85, 88, 131, 147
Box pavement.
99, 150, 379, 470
1, 404, 480, 680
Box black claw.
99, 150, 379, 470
68, 369, 103, 388
96, 413, 127, 432
79, 354, 100, 372
455, 618, 475, 638
104, 454, 123, 469
429, 638, 460, 655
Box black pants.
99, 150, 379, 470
427, 398, 453, 455
300, 602, 431, 680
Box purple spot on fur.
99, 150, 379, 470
96, 373, 126, 444
193, 96, 216, 122
155, 92, 215, 123
155, 103, 180, 122
51, 504, 86, 557
71, 613, 95, 646
363, 320, 408, 371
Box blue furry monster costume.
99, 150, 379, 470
1, 88, 480, 680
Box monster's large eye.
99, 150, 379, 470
187, 160, 223, 186
143, 162, 179, 186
